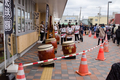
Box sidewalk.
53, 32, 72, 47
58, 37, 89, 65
15, 35, 120, 80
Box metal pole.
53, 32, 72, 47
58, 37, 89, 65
3, 0, 7, 70
107, 2, 109, 25
99, 7, 101, 25
78, 7, 82, 25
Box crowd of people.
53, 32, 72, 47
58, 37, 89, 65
39, 21, 120, 46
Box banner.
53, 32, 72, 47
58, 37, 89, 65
34, 12, 40, 34
45, 4, 49, 29
4, 0, 14, 34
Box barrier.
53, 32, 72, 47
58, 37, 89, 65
23, 42, 104, 67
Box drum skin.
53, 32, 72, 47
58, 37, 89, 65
55, 35, 60, 42
38, 47, 55, 61
46, 38, 57, 51
62, 42, 76, 56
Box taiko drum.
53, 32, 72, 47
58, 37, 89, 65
45, 38, 57, 51
38, 44, 55, 65
62, 41, 76, 56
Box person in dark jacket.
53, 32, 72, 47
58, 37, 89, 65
112, 24, 116, 43
116, 26, 120, 46
106, 29, 111, 42
80, 23, 84, 42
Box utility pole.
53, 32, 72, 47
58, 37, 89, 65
107, 1, 112, 25
78, 7, 82, 25
97, 6, 101, 25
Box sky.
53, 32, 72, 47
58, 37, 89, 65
63, 0, 120, 19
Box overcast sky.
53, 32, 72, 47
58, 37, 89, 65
63, 0, 120, 19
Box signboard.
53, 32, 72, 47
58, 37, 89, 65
66, 17, 75, 20
34, 12, 40, 34
4, 0, 14, 34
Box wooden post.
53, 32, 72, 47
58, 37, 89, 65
47, 16, 55, 39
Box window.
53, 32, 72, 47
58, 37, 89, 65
95, 19, 98, 21
28, 22, 30, 30
74, 20, 77, 22
18, 8, 21, 33
0, 2, 3, 16
26, 22, 28, 31
69, 20, 72, 22
28, 13, 30, 19
27, 0, 30, 19
25, 0, 27, 19
31, 22, 33, 30
22, 10, 25, 32
64, 20, 67, 22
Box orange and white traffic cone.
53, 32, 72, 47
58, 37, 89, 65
83, 31, 85, 36
104, 41, 109, 52
105, 34, 108, 42
76, 51, 91, 76
96, 44, 106, 61
89, 31, 91, 37
17, 63, 26, 80
93, 32, 97, 39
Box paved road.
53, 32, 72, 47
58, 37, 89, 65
15, 35, 120, 80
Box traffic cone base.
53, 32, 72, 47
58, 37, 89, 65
83, 32, 85, 36
76, 71, 91, 76
96, 58, 106, 61
93, 33, 97, 39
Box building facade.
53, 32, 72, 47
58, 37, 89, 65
88, 15, 113, 25
60, 15, 78, 25
0, 0, 68, 74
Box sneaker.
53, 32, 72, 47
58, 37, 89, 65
78, 41, 80, 43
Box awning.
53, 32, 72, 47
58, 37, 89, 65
34, 0, 68, 18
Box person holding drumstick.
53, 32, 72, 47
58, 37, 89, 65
66, 22, 74, 41
74, 22, 80, 43
60, 24, 66, 44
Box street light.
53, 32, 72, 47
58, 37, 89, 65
107, 1, 112, 25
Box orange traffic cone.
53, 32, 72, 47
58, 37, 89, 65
83, 31, 85, 36
17, 63, 26, 80
105, 34, 108, 42
76, 51, 91, 76
96, 44, 106, 61
89, 31, 91, 37
104, 41, 109, 52
93, 32, 97, 39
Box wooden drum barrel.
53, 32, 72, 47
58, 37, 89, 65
38, 44, 55, 65
62, 41, 76, 56
45, 38, 57, 52
55, 34, 60, 44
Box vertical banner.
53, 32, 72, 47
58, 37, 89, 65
34, 12, 40, 34
4, 0, 14, 35
45, 4, 49, 29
